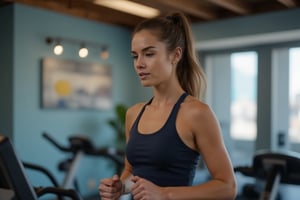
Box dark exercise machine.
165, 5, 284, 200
0, 135, 82, 200
235, 150, 300, 200
24, 132, 124, 192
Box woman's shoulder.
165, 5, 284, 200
181, 95, 214, 119
181, 96, 219, 136
183, 95, 210, 110
127, 102, 146, 113
126, 102, 146, 121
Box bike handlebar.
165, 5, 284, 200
42, 132, 124, 159
35, 186, 83, 200
42, 132, 70, 152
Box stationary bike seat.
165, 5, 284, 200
68, 136, 94, 153
253, 150, 300, 185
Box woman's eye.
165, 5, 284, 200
132, 55, 138, 59
145, 53, 154, 57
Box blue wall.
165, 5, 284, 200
0, 3, 151, 197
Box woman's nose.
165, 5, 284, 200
135, 57, 145, 69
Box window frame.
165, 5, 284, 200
198, 40, 300, 154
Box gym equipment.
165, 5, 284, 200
30, 132, 124, 191
235, 150, 300, 200
0, 135, 83, 200
23, 161, 60, 188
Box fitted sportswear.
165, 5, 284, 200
126, 93, 200, 186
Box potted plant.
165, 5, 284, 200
107, 104, 127, 150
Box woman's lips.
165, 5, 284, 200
139, 72, 150, 80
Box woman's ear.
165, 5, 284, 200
172, 47, 183, 65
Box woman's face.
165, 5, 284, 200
131, 30, 175, 87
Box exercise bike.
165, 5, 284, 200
24, 132, 124, 196
0, 135, 83, 200
234, 150, 300, 200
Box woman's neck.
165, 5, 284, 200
151, 88, 185, 107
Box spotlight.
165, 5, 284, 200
79, 45, 88, 58
100, 46, 109, 60
53, 42, 63, 55
46, 36, 107, 59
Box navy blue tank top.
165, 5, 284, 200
126, 93, 200, 187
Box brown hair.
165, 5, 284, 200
133, 12, 206, 99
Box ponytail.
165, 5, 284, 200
133, 12, 206, 99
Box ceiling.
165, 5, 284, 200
1, 0, 300, 30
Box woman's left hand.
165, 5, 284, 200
131, 176, 168, 200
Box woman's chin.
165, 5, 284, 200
141, 82, 152, 87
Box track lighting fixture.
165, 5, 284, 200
78, 44, 88, 58
45, 36, 108, 59
53, 41, 63, 55
100, 46, 109, 60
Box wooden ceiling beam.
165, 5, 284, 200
277, 0, 297, 8
133, 0, 217, 20
11, 0, 141, 28
207, 0, 251, 15
3, 0, 298, 28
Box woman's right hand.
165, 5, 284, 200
99, 174, 122, 200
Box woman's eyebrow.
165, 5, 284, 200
142, 46, 156, 52
131, 46, 156, 54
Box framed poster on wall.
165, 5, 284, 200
41, 57, 112, 110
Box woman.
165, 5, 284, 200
99, 12, 237, 200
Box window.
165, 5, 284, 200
289, 48, 300, 143
204, 51, 257, 165
230, 52, 258, 140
